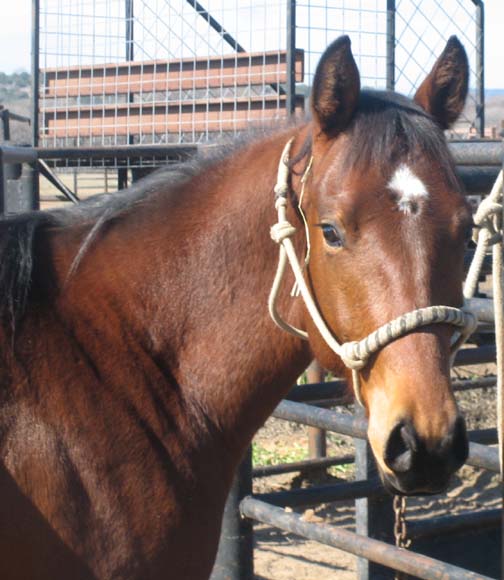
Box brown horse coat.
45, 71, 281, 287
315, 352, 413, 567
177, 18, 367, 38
0, 36, 471, 579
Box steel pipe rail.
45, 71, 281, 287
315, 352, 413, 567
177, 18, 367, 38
409, 508, 501, 540
288, 375, 496, 407
273, 401, 499, 472
240, 498, 495, 580
449, 141, 503, 166
252, 453, 355, 478
0, 146, 38, 165
287, 379, 347, 402
37, 142, 503, 165
273, 400, 367, 438
453, 376, 496, 391
455, 346, 496, 366
457, 166, 500, 193
254, 478, 385, 507
465, 297, 494, 324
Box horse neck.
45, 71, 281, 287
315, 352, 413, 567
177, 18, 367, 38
53, 129, 312, 456
165, 132, 312, 449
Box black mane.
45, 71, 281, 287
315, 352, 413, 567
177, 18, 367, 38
0, 154, 217, 326
343, 89, 457, 182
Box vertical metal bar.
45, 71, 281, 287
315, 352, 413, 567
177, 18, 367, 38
474, 1, 485, 137
117, 167, 129, 190
125, 1, 134, 152
125, 0, 134, 62
0, 150, 5, 215
496, 154, 504, 479
31, 0, 40, 148
306, 361, 327, 459
355, 406, 395, 580
210, 448, 254, 580
386, 0, 396, 91
1, 111, 11, 142
31, 0, 40, 209
286, 0, 297, 116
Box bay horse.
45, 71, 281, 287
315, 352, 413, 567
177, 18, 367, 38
0, 36, 472, 579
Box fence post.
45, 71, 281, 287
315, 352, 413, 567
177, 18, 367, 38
31, 0, 40, 209
306, 361, 327, 459
286, 0, 296, 116
386, 0, 395, 91
210, 447, 254, 580
473, 0, 485, 137
354, 406, 395, 580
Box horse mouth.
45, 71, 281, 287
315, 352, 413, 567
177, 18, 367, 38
380, 471, 451, 497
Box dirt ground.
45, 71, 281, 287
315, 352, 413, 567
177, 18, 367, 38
251, 362, 501, 580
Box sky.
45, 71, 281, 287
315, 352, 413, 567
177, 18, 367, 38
0, 0, 502, 88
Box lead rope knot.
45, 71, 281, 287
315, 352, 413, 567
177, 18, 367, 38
270, 221, 296, 245
473, 198, 503, 246
338, 341, 367, 371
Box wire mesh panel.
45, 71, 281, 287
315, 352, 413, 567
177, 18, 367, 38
35, 0, 485, 199
296, 0, 482, 136
395, 0, 483, 136
39, 0, 298, 154
295, 0, 388, 91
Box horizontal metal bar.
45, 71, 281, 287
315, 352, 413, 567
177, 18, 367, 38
287, 380, 348, 402
37, 145, 197, 161
36, 143, 503, 171
457, 166, 500, 193
273, 400, 367, 438
273, 401, 499, 472
254, 478, 384, 507
468, 428, 498, 445
289, 375, 496, 407
453, 376, 496, 391
465, 298, 494, 324
1, 110, 30, 124
0, 146, 38, 164
454, 346, 496, 366
449, 140, 503, 166
252, 453, 355, 478
240, 498, 494, 580
467, 442, 499, 472
409, 508, 501, 540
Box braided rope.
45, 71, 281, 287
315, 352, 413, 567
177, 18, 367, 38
268, 140, 478, 407
464, 170, 503, 299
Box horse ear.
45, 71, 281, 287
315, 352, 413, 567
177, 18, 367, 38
413, 36, 469, 130
311, 35, 360, 137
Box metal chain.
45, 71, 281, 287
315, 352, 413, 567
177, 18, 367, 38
393, 495, 411, 580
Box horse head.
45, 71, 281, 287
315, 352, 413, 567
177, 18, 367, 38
295, 36, 472, 495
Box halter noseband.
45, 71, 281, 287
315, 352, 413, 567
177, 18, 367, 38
268, 138, 478, 406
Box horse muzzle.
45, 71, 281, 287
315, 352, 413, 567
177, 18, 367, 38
379, 416, 469, 496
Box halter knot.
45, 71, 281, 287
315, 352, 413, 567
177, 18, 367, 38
338, 341, 367, 370
274, 183, 289, 198
270, 221, 296, 244
473, 199, 503, 246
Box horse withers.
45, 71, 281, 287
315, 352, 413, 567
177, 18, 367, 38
0, 36, 471, 579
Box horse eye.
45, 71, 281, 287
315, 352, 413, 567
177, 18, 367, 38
320, 224, 344, 248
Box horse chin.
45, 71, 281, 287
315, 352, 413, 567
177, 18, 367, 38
379, 470, 450, 497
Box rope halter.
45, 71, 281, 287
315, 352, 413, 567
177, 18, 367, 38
268, 138, 478, 406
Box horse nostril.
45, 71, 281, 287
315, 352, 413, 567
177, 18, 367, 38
384, 422, 416, 473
